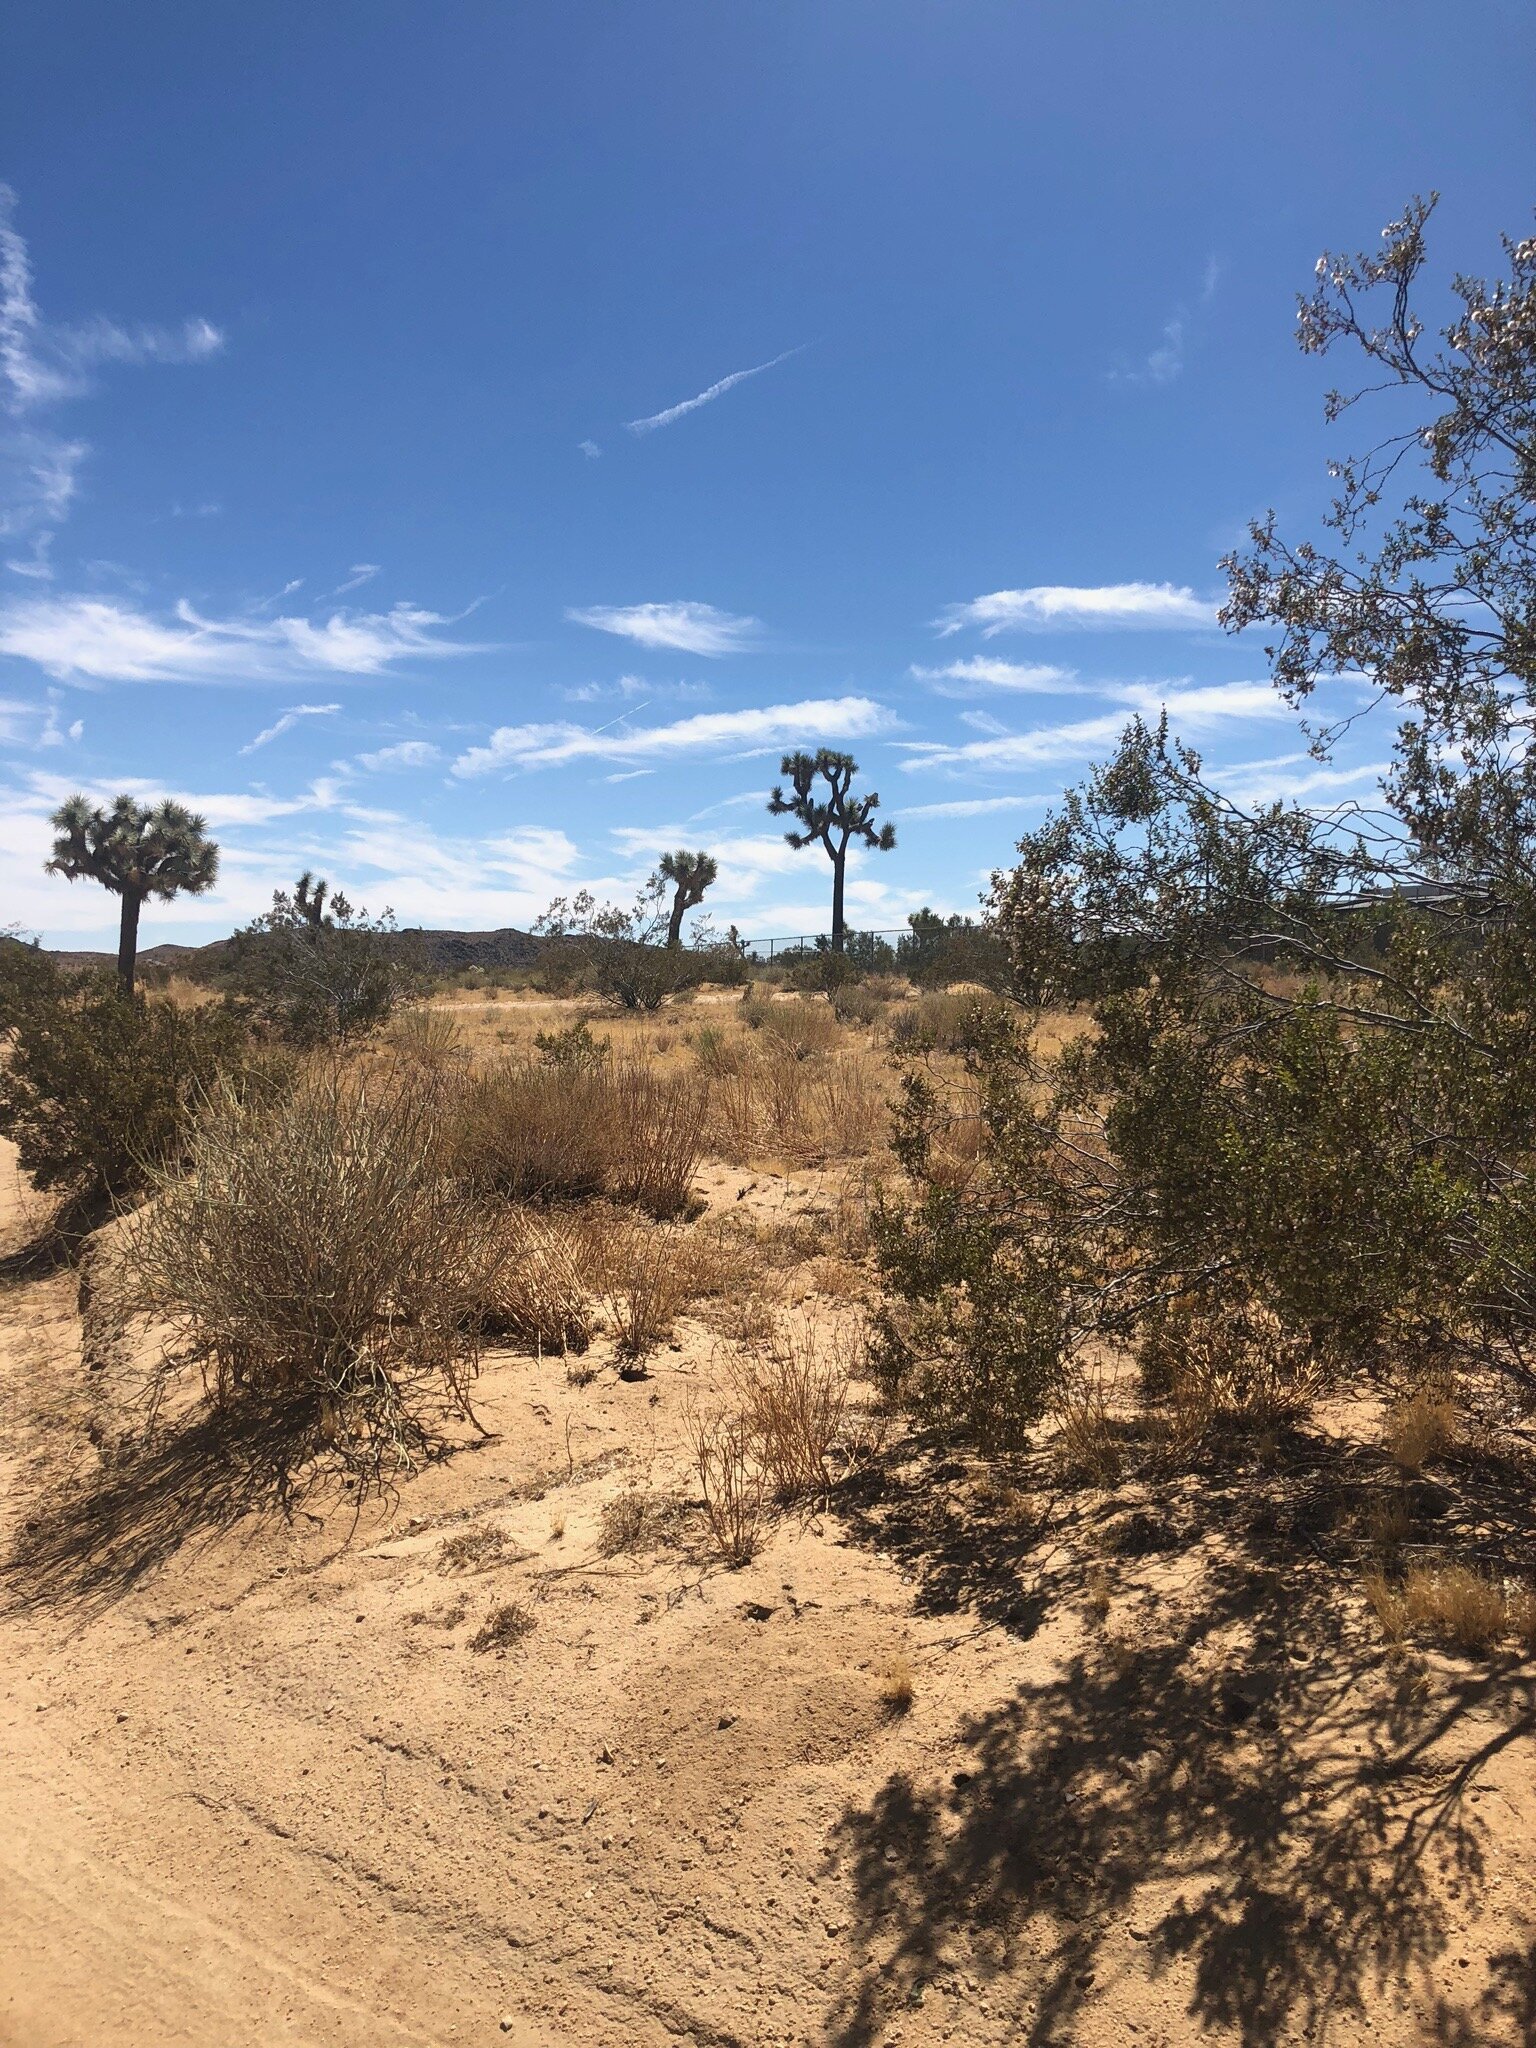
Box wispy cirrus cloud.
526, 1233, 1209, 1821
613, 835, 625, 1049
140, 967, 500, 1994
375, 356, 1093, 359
239, 702, 342, 754
0, 592, 489, 684
901, 680, 1290, 772
329, 563, 381, 597
1110, 256, 1220, 389
563, 672, 711, 706
566, 600, 761, 656
911, 657, 1082, 696
2, 186, 223, 575
936, 582, 1218, 637
625, 346, 803, 435
356, 738, 442, 772
452, 694, 892, 778
902, 795, 1044, 819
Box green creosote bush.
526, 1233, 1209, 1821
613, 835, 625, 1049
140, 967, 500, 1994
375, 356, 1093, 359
0, 942, 272, 1207
876, 201, 1536, 1446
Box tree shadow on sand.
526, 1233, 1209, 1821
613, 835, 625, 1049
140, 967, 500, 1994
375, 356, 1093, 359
829, 1427, 1536, 2047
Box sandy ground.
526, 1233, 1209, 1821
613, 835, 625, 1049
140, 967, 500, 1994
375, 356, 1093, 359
2, 1133, 1534, 2048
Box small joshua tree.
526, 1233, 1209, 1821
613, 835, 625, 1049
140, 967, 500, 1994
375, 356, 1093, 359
46, 794, 219, 994
232, 872, 407, 1046
768, 749, 895, 951
658, 849, 719, 949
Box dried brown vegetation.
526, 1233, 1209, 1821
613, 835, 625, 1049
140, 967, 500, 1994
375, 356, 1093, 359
121, 1058, 501, 1470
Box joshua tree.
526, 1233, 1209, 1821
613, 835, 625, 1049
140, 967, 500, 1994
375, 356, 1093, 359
46, 794, 219, 994
768, 749, 895, 951
657, 848, 719, 949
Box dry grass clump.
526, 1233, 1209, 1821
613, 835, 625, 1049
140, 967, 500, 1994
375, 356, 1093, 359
878, 1654, 916, 1716
692, 1023, 747, 1078
608, 1063, 708, 1218
1146, 1299, 1322, 1441
730, 1318, 849, 1502
752, 995, 844, 1061
1364, 1561, 1529, 1654
437, 1521, 513, 1572
1384, 1391, 1458, 1473
121, 1060, 502, 1470
478, 1206, 593, 1355
708, 1048, 886, 1166
468, 1601, 536, 1653
887, 990, 1007, 1053
688, 1408, 767, 1566
454, 1060, 611, 1203
452, 1058, 705, 1218
596, 1485, 690, 1556
1052, 1380, 1124, 1487
829, 981, 892, 1030
589, 1207, 703, 1362
386, 1005, 465, 1066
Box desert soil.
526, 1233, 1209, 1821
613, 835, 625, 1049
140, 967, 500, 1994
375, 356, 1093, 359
1, 1135, 1533, 2048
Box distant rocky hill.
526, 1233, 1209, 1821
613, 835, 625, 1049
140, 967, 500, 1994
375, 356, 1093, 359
35, 926, 546, 978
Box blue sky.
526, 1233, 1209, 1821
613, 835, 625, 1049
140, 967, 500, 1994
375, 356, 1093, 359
2, 2, 1531, 948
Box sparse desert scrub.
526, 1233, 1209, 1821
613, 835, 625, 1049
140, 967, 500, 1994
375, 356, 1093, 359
589, 1205, 704, 1362
478, 1205, 594, 1355
1365, 1561, 1522, 1654
451, 1056, 705, 1218
437, 1521, 514, 1571
730, 1315, 850, 1502
1052, 1376, 1124, 1487
687, 1406, 767, 1566
1384, 1390, 1458, 1473
469, 1601, 536, 1653
597, 1485, 690, 1555
120, 1058, 502, 1468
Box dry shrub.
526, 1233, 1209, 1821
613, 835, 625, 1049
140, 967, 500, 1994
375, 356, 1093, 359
757, 996, 843, 1061
609, 1063, 707, 1218
1366, 1562, 1519, 1654
1052, 1379, 1124, 1487
597, 1485, 689, 1555
454, 1060, 612, 1202
1151, 1299, 1322, 1437
121, 1059, 501, 1470
1365, 1491, 1415, 1552
830, 982, 891, 1030
590, 1207, 701, 1361
693, 1024, 747, 1078
469, 1601, 536, 1653
1385, 1391, 1458, 1473
452, 1058, 704, 1219
730, 1317, 849, 1502
387, 1005, 464, 1066
708, 1046, 884, 1166
802, 1056, 885, 1158
479, 1206, 593, 1355
887, 990, 1007, 1053
438, 1521, 512, 1572
688, 1408, 767, 1566
878, 1655, 916, 1715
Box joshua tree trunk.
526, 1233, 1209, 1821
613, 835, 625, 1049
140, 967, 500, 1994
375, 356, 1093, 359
666, 896, 687, 950
830, 842, 847, 951
117, 888, 143, 995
